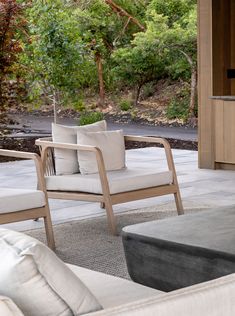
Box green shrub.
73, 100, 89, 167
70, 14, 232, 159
73, 99, 86, 112
142, 83, 155, 98
79, 111, 104, 126
119, 99, 132, 111
166, 94, 189, 121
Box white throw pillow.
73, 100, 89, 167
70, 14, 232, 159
0, 296, 24, 316
0, 229, 102, 316
77, 130, 126, 175
52, 120, 107, 175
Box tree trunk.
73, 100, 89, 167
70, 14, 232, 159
0, 79, 3, 111
188, 67, 197, 118
135, 84, 142, 106
95, 52, 105, 105
105, 0, 145, 31
52, 90, 60, 124
179, 50, 197, 118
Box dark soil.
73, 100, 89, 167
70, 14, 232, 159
0, 137, 40, 162
0, 135, 197, 163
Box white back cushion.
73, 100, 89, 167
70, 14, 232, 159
0, 296, 24, 316
77, 130, 126, 175
52, 120, 107, 175
0, 229, 102, 316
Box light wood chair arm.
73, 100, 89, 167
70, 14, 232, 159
124, 135, 179, 186
125, 135, 171, 149
35, 139, 101, 153
0, 149, 47, 194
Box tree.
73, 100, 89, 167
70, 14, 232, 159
113, 0, 197, 116
24, 0, 89, 120
112, 14, 168, 105
74, 0, 147, 105
147, 0, 197, 117
0, 0, 26, 109
164, 9, 197, 117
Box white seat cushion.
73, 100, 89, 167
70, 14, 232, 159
0, 229, 102, 316
0, 296, 24, 316
0, 188, 46, 213
87, 274, 235, 316
67, 264, 163, 309
46, 167, 173, 195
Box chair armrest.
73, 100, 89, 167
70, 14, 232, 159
0, 149, 47, 193
125, 135, 171, 149
0, 149, 39, 160
35, 139, 100, 153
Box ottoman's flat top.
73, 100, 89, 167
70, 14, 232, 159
123, 206, 235, 255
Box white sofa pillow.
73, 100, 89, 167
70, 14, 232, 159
77, 130, 126, 175
0, 229, 102, 316
0, 296, 24, 316
52, 120, 107, 175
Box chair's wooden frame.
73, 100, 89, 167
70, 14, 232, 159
36, 136, 184, 235
0, 149, 55, 249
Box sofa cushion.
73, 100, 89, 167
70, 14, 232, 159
0, 188, 45, 213
52, 121, 107, 175
67, 264, 163, 309
77, 130, 126, 175
46, 167, 173, 195
0, 296, 24, 316
0, 229, 102, 316
87, 273, 235, 316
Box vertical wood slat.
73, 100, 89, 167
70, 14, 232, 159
198, 0, 215, 169
214, 100, 235, 164
214, 100, 224, 162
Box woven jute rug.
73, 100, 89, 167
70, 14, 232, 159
27, 204, 209, 279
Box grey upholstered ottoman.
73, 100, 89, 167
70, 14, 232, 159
122, 206, 235, 292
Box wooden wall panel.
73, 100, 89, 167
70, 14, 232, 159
214, 100, 224, 162
198, 0, 215, 169
214, 100, 235, 163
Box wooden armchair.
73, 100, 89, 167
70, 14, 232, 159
0, 149, 55, 249
36, 136, 184, 235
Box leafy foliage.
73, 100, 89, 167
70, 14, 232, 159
0, 0, 27, 108
79, 111, 104, 125
15, 0, 197, 119
23, 0, 94, 106
147, 0, 195, 26
119, 99, 132, 111
166, 88, 190, 121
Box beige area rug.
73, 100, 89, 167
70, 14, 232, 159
27, 203, 210, 279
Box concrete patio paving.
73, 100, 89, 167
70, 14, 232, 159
1, 147, 235, 232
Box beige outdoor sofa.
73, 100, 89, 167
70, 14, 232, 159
36, 135, 184, 235
1, 228, 235, 316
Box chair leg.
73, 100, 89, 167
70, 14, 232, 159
174, 189, 184, 215
43, 206, 55, 250
103, 195, 117, 236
